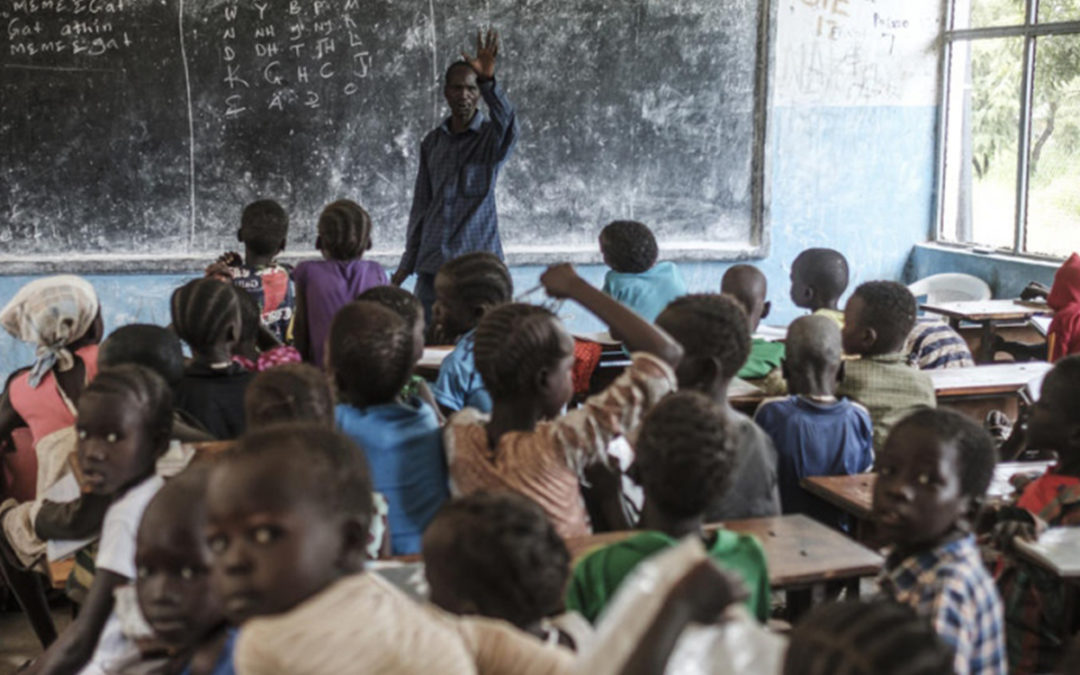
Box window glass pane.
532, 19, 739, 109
1024, 34, 1080, 258
1040, 0, 1080, 24
953, 0, 1026, 29
941, 37, 1023, 250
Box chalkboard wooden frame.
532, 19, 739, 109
1, 0, 776, 275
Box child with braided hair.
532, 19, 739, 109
293, 199, 388, 367
445, 263, 682, 539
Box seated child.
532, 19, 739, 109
423, 491, 590, 649
329, 301, 446, 555
598, 220, 687, 321
0, 275, 103, 567
357, 285, 442, 419
905, 318, 975, 370
205, 424, 740, 674
134, 463, 235, 675
789, 248, 849, 327
293, 199, 388, 366
753, 315, 873, 530
207, 199, 295, 345
244, 362, 391, 560
230, 286, 301, 372
989, 356, 1080, 672
26, 364, 173, 674
567, 390, 770, 624
431, 251, 514, 415
1045, 252, 1080, 362
873, 408, 1005, 675
170, 278, 254, 440
837, 281, 936, 451
721, 264, 785, 393
655, 294, 781, 520
783, 600, 955, 675
446, 263, 682, 539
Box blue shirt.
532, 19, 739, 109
601, 262, 688, 322
432, 330, 492, 413
400, 79, 518, 275
335, 400, 449, 555
752, 396, 873, 530
181, 628, 237, 675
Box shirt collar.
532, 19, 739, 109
864, 352, 909, 364
881, 534, 977, 588
440, 110, 486, 135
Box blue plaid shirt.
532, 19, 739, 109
399, 79, 518, 275
878, 535, 1006, 675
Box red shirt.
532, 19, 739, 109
1017, 468, 1080, 516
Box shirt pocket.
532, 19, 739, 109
460, 163, 490, 198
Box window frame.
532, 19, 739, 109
934, 0, 1080, 261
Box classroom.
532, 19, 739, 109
1, 0, 1079, 672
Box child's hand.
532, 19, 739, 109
671, 559, 749, 624
206, 252, 241, 282
1020, 282, 1050, 301
991, 520, 1038, 551
540, 263, 584, 299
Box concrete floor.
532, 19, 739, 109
0, 608, 72, 675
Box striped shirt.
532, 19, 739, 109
444, 353, 677, 539
906, 320, 975, 370
879, 535, 1007, 675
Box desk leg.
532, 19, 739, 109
979, 321, 996, 364
786, 588, 811, 622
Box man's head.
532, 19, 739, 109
721, 265, 770, 331
444, 61, 480, 130
783, 315, 844, 397
842, 282, 918, 356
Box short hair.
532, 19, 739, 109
792, 248, 849, 303
232, 285, 261, 346
170, 278, 241, 357
423, 491, 570, 630
634, 391, 737, 518
890, 408, 997, 501
83, 364, 174, 458
600, 221, 659, 274
99, 325, 184, 388
327, 301, 413, 408
852, 281, 918, 354
317, 200, 372, 261
657, 294, 751, 380
474, 303, 570, 400
784, 600, 955, 675
222, 424, 373, 526
721, 264, 768, 320
785, 315, 843, 374
444, 60, 477, 84
239, 200, 289, 257
437, 252, 514, 315
1043, 356, 1080, 420
357, 285, 423, 327
245, 363, 335, 428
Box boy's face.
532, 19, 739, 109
136, 506, 219, 647
76, 392, 155, 496
432, 272, 478, 340
1027, 370, 1077, 451
841, 295, 874, 355
872, 424, 971, 554
205, 457, 346, 625
409, 309, 426, 366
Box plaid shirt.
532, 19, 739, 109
836, 352, 936, 451
879, 535, 1007, 675
399, 79, 517, 275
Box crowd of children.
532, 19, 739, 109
1, 197, 1079, 675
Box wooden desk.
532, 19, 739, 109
921, 300, 1051, 363
565, 514, 883, 618
930, 362, 1051, 399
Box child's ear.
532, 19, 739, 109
337, 515, 371, 572
959, 494, 983, 533
836, 361, 846, 385
780, 358, 790, 382
314, 235, 323, 251
277, 238, 287, 254
236, 228, 244, 243
761, 301, 771, 321
365, 238, 373, 252
473, 303, 488, 321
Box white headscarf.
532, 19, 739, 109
0, 275, 100, 388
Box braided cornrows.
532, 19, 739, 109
634, 391, 737, 517
474, 303, 570, 400
784, 600, 955, 675
317, 199, 372, 260
170, 278, 241, 358
84, 363, 173, 457
357, 285, 422, 325
244, 363, 335, 429
327, 301, 414, 408
439, 252, 513, 315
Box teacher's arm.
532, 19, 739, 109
393, 147, 432, 286
464, 29, 517, 159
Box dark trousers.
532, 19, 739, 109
414, 272, 436, 326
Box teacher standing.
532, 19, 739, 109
391, 29, 518, 320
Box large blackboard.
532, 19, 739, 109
0, 0, 772, 272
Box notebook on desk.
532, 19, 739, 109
1015, 528, 1080, 577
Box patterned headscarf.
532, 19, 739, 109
0, 275, 100, 388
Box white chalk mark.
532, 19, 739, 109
177, 0, 197, 247
3, 64, 120, 73
428, 0, 438, 124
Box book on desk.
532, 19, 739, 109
1015, 528, 1080, 578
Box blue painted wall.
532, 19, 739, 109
0, 103, 939, 381
905, 243, 1061, 298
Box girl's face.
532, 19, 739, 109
76, 391, 155, 496
538, 323, 576, 420
432, 272, 478, 341
205, 457, 347, 625
410, 309, 426, 366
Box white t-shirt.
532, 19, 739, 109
79, 474, 165, 675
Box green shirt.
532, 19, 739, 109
738, 339, 786, 380
836, 352, 937, 451
566, 530, 771, 624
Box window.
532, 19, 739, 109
938, 0, 1080, 259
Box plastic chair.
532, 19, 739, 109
907, 273, 992, 305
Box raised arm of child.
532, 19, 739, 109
540, 264, 682, 369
